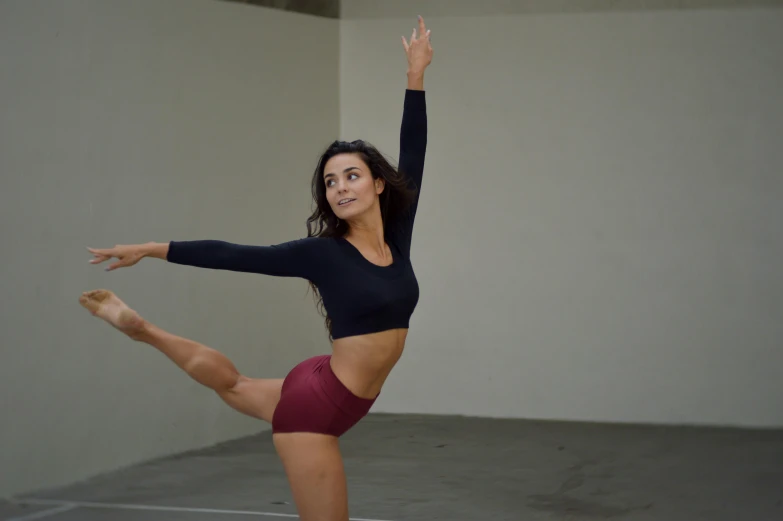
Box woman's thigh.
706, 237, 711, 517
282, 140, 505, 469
217, 376, 284, 423
273, 432, 349, 521
216, 355, 329, 423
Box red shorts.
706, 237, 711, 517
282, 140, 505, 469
272, 355, 377, 437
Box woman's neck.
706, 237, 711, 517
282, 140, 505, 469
345, 212, 387, 255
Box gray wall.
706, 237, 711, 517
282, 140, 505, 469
0, 0, 338, 499
340, 3, 783, 427
3, 0, 782, 502
341, 0, 783, 18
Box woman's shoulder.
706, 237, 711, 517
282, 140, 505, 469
282, 235, 344, 255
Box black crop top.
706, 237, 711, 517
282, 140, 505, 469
166, 89, 427, 340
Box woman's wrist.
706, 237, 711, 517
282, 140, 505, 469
143, 241, 169, 260
407, 69, 425, 90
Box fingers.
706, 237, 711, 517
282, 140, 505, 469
89, 254, 110, 264
418, 15, 426, 35
403, 16, 431, 52
106, 261, 123, 271
87, 246, 118, 269
87, 247, 116, 257
418, 16, 431, 47
86, 245, 135, 272
87, 247, 111, 264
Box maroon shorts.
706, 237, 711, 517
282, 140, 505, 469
272, 355, 377, 437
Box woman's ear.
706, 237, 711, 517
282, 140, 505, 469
375, 177, 385, 194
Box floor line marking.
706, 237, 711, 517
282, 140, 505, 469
7, 503, 78, 521
14, 498, 399, 521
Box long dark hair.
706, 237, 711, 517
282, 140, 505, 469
305, 139, 417, 340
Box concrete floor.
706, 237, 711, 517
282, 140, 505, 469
4, 414, 783, 521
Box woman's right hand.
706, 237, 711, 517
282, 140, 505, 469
87, 243, 151, 271
402, 16, 433, 76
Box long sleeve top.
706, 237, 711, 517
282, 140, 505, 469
166, 89, 427, 340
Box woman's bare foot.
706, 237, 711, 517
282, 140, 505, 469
79, 289, 146, 338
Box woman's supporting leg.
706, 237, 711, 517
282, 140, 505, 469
79, 289, 283, 423
273, 432, 350, 521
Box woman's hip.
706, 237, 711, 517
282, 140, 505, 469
273, 354, 378, 437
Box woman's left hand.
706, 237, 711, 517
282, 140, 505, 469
402, 16, 433, 75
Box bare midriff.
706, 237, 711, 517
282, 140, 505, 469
329, 328, 409, 399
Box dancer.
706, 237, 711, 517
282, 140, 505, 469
80, 16, 432, 521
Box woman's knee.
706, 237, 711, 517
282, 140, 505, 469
185, 350, 239, 391
218, 376, 283, 422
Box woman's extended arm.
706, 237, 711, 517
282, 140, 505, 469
87, 238, 324, 281
392, 16, 433, 256
165, 238, 321, 279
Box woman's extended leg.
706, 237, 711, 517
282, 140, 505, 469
273, 432, 350, 521
78, 289, 283, 422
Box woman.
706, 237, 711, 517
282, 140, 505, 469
79, 16, 433, 521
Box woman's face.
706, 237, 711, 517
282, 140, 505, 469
323, 153, 384, 220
